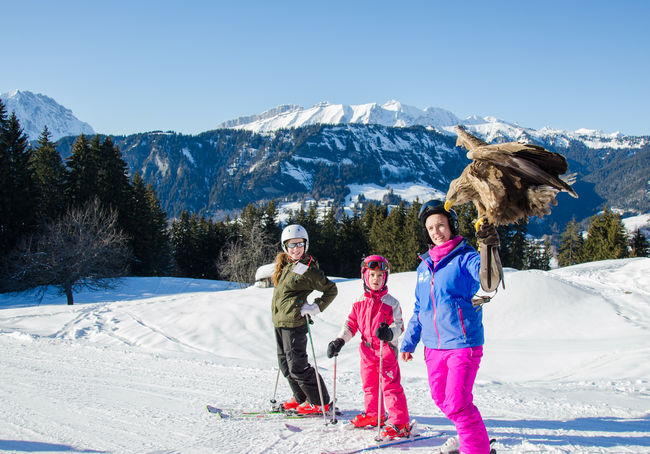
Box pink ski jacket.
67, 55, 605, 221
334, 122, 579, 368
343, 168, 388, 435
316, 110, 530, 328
338, 289, 405, 351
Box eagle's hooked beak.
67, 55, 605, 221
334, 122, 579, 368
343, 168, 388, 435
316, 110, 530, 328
443, 200, 454, 212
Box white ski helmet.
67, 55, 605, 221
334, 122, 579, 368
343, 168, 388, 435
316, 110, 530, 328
281, 224, 309, 253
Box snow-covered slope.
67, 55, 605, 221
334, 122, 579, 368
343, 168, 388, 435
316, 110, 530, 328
0, 89, 95, 141
623, 213, 650, 238
1, 258, 649, 453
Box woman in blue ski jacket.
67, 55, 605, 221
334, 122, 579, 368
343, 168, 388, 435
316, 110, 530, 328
400, 199, 498, 454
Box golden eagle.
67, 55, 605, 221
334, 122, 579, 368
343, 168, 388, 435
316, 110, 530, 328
445, 125, 578, 229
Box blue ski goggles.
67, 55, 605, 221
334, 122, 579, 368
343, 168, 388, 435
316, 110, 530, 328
362, 260, 389, 271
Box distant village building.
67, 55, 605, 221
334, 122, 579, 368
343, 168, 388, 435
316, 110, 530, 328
254, 263, 276, 288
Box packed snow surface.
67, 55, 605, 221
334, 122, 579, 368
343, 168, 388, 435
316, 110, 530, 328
1, 258, 649, 453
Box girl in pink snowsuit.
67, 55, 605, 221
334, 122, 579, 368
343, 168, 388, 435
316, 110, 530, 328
327, 255, 410, 439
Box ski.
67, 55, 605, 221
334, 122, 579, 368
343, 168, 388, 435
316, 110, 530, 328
206, 404, 341, 420
284, 407, 343, 418
206, 405, 300, 419
321, 431, 444, 454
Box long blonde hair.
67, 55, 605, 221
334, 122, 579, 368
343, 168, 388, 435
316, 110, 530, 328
272, 252, 290, 286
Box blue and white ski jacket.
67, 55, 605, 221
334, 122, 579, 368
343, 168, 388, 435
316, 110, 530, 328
401, 239, 484, 351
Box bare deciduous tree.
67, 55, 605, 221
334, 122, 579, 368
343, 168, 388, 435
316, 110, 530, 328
219, 219, 277, 287
3, 198, 130, 304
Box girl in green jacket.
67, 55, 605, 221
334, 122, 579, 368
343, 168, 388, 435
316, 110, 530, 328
271, 224, 338, 415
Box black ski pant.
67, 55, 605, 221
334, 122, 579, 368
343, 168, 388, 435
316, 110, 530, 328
275, 324, 330, 405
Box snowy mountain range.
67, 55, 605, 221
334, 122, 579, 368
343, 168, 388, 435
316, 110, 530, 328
217, 100, 461, 133
0, 89, 94, 141
216, 100, 647, 151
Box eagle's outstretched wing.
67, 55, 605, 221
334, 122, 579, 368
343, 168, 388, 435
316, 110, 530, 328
446, 126, 578, 227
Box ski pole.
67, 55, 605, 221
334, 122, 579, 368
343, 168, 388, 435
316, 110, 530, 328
375, 340, 384, 442
270, 367, 280, 410
330, 355, 338, 424
305, 315, 328, 424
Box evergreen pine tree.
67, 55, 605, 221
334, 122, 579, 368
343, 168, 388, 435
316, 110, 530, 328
0, 111, 36, 255
558, 217, 584, 267
65, 134, 96, 207
171, 211, 195, 277
402, 201, 426, 269
497, 221, 527, 269
524, 237, 552, 270
366, 204, 390, 259
302, 202, 321, 257
130, 173, 172, 275
95, 136, 132, 215
0, 100, 11, 256
239, 202, 261, 234
541, 237, 553, 270
629, 228, 649, 258
316, 205, 339, 275
359, 202, 377, 239
29, 126, 67, 220
146, 182, 172, 274
456, 204, 479, 250
336, 211, 368, 277
582, 206, 629, 261
262, 199, 281, 242
287, 202, 308, 228
384, 202, 409, 271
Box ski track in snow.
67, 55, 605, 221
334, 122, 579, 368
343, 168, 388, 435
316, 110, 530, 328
0, 259, 649, 453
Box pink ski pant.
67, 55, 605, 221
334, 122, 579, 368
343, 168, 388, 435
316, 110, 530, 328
425, 346, 489, 454
359, 342, 409, 425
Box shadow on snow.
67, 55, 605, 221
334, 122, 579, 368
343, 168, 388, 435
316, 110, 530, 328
0, 440, 107, 453
413, 414, 650, 449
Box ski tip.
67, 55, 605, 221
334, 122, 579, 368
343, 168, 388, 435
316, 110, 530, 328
206, 405, 225, 418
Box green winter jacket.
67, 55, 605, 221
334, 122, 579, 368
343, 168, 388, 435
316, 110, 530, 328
271, 255, 338, 328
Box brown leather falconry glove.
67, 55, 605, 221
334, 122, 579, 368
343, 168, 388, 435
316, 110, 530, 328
476, 223, 504, 292
476, 223, 500, 246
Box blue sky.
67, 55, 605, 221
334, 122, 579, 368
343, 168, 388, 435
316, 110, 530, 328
3, 0, 649, 136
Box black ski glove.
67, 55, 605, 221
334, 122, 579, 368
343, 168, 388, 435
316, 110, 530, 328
476, 222, 500, 246
375, 323, 393, 342
327, 338, 345, 358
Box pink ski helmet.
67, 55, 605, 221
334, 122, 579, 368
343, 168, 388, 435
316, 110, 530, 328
360, 255, 390, 292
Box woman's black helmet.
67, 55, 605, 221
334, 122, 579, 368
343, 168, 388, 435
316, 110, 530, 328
418, 199, 459, 242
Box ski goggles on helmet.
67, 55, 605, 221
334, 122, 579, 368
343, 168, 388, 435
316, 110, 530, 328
362, 259, 389, 271
285, 241, 305, 249
418, 199, 446, 219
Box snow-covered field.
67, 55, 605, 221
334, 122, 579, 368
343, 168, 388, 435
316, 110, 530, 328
1, 258, 649, 453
